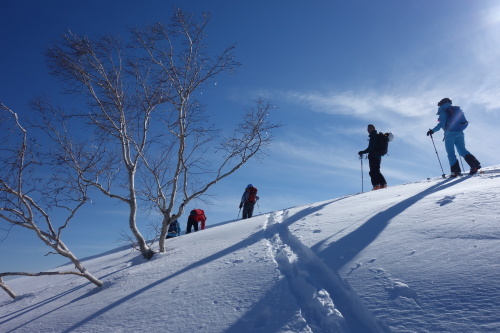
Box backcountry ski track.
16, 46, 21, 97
263, 209, 391, 333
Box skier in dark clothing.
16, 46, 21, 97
358, 124, 387, 190
239, 184, 259, 219
186, 215, 199, 234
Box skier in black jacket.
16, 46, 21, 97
358, 124, 387, 190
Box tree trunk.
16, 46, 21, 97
158, 216, 171, 252
128, 201, 154, 259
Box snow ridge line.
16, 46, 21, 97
264, 210, 391, 333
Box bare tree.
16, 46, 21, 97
41, 9, 280, 258
0, 103, 103, 299
130, 11, 280, 252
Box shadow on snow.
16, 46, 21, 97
313, 177, 469, 271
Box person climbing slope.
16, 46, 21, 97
239, 184, 259, 219
426, 98, 481, 176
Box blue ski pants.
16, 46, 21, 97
444, 131, 471, 169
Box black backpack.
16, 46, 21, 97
373, 132, 393, 156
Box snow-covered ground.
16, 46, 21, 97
1, 167, 500, 333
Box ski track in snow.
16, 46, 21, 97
262, 208, 391, 333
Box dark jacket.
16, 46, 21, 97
361, 130, 382, 158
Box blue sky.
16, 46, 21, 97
1, 0, 500, 273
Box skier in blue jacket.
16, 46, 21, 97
166, 220, 181, 239
426, 98, 481, 176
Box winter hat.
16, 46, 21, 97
437, 98, 452, 106
246, 184, 253, 188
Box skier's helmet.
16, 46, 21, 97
438, 98, 452, 106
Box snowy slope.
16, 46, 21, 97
1, 167, 499, 333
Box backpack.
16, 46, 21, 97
247, 187, 258, 203
444, 106, 468, 131
190, 209, 206, 230
190, 209, 206, 223
373, 132, 394, 156
167, 220, 180, 236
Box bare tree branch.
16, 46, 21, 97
44, 30, 162, 259
0, 103, 103, 299
0, 277, 16, 299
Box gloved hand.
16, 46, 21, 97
427, 129, 434, 136
358, 151, 364, 157
239, 203, 243, 209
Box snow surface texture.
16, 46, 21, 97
1, 167, 500, 332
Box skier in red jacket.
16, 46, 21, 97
186, 209, 206, 234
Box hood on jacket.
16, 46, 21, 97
437, 102, 452, 115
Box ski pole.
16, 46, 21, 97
429, 133, 446, 178
237, 207, 241, 219
256, 201, 262, 215
360, 155, 364, 192
459, 155, 465, 173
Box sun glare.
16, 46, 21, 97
483, 5, 500, 26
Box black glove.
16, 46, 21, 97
239, 203, 243, 209
427, 129, 434, 136
358, 151, 364, 157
